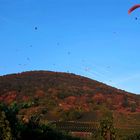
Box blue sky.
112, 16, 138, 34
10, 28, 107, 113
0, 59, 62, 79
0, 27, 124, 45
0, 0, 140, 94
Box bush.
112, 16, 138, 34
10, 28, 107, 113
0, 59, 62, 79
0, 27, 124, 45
122, 133, 140, 140
60, 109, 83, 121
130, 103, 137, 112
122, 96, 129, 108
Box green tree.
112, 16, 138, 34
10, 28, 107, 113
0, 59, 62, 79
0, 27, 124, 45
100, 117, 116, 140
0, 109, 13, 140
0, 102, 23, 140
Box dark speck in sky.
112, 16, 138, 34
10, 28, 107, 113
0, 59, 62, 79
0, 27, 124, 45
35, 27, 38, 30
57, 42, 60, 46
27, 57, 30, 61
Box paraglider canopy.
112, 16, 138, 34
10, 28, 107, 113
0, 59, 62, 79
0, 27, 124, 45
128, 4, 140, 14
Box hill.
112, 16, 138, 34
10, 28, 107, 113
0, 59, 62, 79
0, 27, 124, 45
0, 70, 140, 136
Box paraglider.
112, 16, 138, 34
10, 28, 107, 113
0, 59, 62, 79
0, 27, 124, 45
128, 4, 140, 14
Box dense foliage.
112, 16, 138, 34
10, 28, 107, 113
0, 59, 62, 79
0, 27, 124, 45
100, 117, 116, 140
0, 109, 12, 140
0, 103, 81, 140
122, 133, 140, 140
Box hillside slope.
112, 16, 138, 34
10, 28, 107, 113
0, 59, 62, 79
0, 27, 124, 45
0, 70, 140, 134
0, 70, 139, 110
